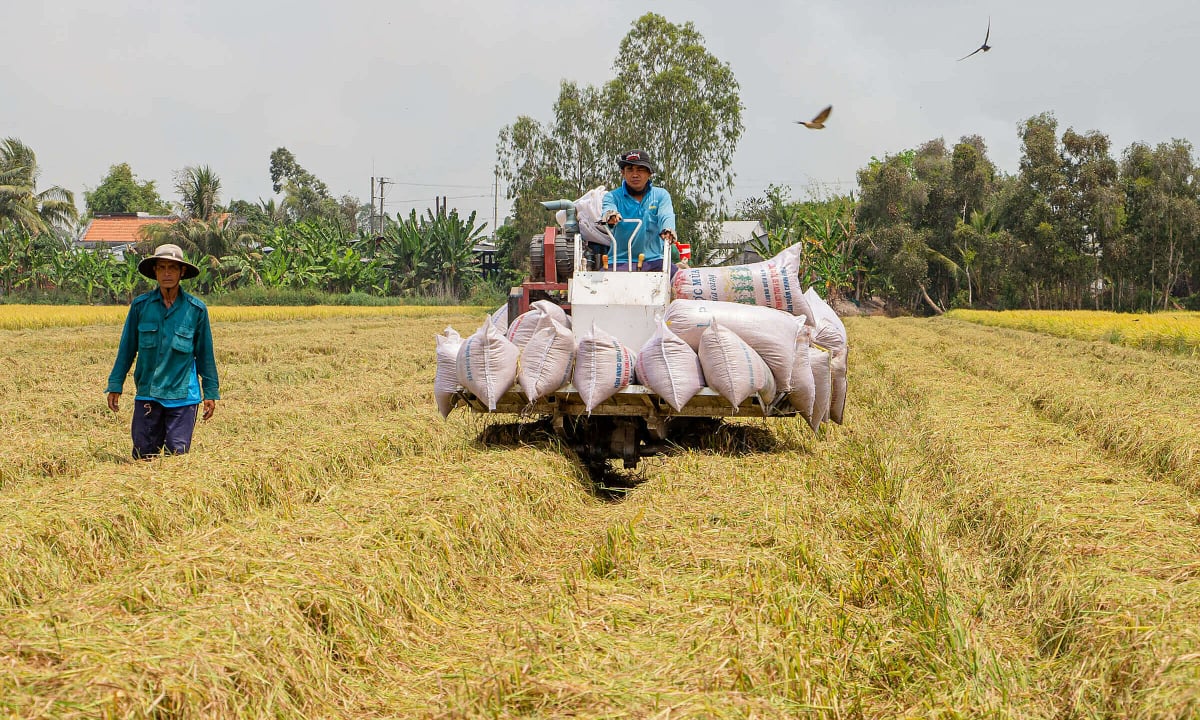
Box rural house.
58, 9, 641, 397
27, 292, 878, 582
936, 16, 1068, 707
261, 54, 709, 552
695, 220, 768, 265
473, 239, 500, 279
76, 213, 178, 260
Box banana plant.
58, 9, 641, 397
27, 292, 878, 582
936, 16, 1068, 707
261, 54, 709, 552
259, 246, 292, 287
219, 251, 264, 288
423, 208, 485, 297
110, 253, 148, 302
377, 211, 430, 295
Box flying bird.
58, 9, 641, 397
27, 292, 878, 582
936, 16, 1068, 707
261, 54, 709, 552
795, 105, 832, 129
958, 18, 992, 61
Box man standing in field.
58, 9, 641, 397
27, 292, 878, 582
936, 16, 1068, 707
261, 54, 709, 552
106, 244, 220, 459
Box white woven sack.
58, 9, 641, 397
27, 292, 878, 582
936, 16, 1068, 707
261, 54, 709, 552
574, 323, 637, 412
671, 243, 814, 319
636, 321, 705, 412
532, 299, 569, 328
506, 305, 549, 349
456, 321, 520, 411
664, 299, 803, 391
434, 326, 463, 419
787, 324, 816, 420
488, 304, 509, 334
555, 185, 610, 249
518, 319, 576, 403
808, 346, 832, 433
803, 287, 847, 424
803, 287, 847, 352
829, 346, 848, 425
698, 321, 776, 412
506, 299, 571, 350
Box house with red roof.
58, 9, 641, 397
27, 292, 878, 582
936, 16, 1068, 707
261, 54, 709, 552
76, 213, 178, 258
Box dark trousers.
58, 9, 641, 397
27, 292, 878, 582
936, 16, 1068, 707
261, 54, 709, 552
131, 401, 199, 459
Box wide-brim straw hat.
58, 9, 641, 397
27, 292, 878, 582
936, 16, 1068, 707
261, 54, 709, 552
138, 244, 200, 280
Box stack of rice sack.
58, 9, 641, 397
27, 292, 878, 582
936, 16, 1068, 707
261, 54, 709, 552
433, 243, 849, 427
431, 302, 520, 415
659, 301, 797, 414
510, 301, 644, 412
433, 300, 639, 416
625, 293, 811, 417
801, 286, 849, 427
668, 243, 850, 432
461, 299, 578, 408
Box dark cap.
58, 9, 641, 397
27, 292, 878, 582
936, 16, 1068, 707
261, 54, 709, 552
617, 149, 656, 174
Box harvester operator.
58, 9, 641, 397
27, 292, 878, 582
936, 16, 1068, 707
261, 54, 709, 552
602, 149, 683, 272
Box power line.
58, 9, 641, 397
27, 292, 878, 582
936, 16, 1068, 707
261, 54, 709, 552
380, 180, 493, 189
383, 193, 491, 205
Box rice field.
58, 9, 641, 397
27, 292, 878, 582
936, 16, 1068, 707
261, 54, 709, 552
948, 308, 1200, 355
0, 304, 476, 330
1, 307, 1198, 718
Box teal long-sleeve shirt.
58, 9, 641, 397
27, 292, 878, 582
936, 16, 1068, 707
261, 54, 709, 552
107, 289, 220, 402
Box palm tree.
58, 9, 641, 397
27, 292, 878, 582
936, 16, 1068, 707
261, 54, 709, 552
140, 214, 254, 260
175, 165, 222, 221
0, 138, 77, 234
140, 165, 248, 264
257, 198, 288, 226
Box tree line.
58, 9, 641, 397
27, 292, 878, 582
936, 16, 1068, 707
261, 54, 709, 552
845, 114, 1199, 313
5, 13, 1198, 312
494, 16, 1198, 314
737, 121, 1199, 314
0, 143, 494, 304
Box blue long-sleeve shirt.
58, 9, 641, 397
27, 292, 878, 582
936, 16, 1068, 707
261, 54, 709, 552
601, 181, 676, 265
107, 290, 220, 403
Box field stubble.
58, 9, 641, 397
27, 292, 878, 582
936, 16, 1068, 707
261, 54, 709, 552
0, 309, 1197, 718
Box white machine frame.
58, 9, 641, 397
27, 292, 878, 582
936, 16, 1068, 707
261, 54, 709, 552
567, 219, 672, 352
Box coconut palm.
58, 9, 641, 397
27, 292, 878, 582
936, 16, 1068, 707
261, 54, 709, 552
140, 214, 254, 260
175, 165, 222, 221
0, 138, 77, 234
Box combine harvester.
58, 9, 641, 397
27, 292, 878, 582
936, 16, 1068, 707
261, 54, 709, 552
440, 198, 847, 471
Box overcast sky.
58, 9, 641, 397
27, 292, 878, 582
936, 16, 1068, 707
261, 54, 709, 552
4, 0, 1200, 232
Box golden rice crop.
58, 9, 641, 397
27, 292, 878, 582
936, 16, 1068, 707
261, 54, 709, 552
851, 318, 1200, 715
1, 310, 1198, 717
0, 303, 488, 330
948, 308, 1200, 355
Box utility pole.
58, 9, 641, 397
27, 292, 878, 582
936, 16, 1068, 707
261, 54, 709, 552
377, 177, 391, 232
493, 168, 499, 237
370, 176, 376, 235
